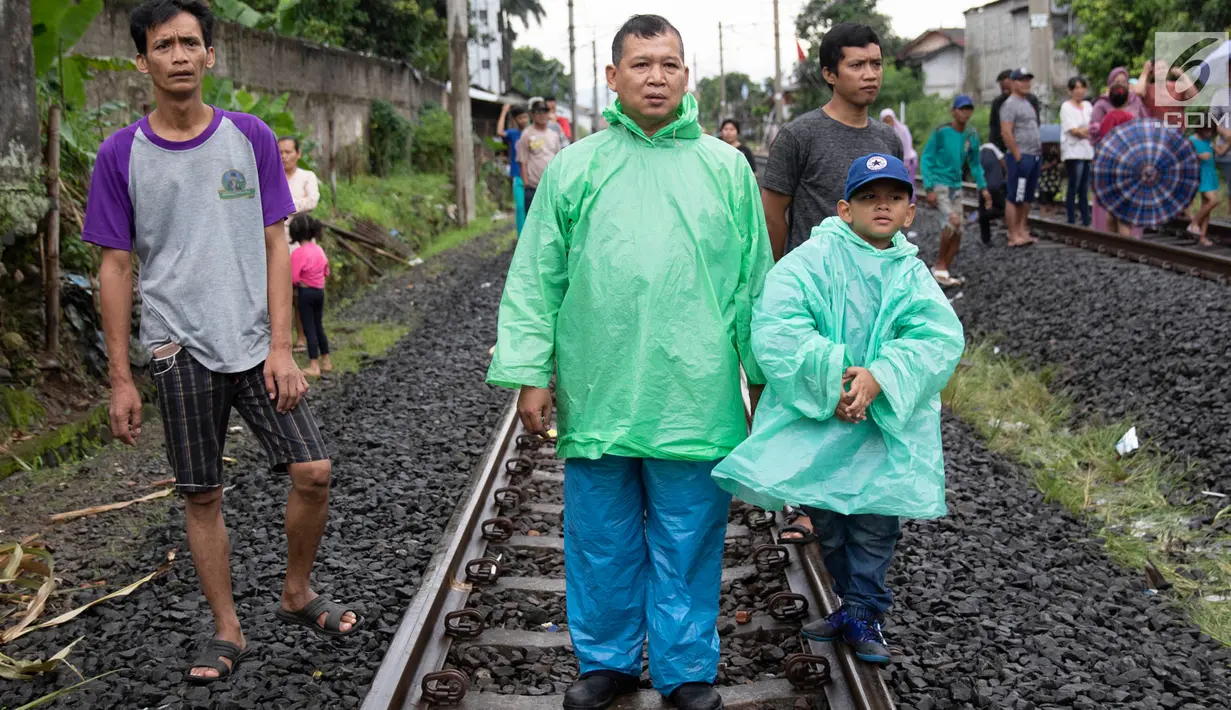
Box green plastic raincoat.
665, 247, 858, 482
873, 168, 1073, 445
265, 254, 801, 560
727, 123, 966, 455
711, 217, 964, 518
487, 94, 772, 461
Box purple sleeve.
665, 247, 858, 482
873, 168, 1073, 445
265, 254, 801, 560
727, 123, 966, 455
230, 111, 296, 227
82, 127, 137, 251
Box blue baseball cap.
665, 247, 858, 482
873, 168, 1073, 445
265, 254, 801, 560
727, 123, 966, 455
844, 153, 914, 201
952, 94, 974, 109
1010, 67, 1034, 80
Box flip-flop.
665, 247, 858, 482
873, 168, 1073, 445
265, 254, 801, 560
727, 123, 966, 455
185, 639, 252, 686
777, 524, 817, 545
276, 596, 362, 638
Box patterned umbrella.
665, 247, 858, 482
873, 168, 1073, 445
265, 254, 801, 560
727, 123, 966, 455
1092, 118, 1200, 227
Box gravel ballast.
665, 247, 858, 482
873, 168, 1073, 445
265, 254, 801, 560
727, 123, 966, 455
4, 230, 517, 710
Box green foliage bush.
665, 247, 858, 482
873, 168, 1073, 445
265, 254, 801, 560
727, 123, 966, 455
202, 76, 318, 169
369, 99, 414, 176
411, 106, 454, 174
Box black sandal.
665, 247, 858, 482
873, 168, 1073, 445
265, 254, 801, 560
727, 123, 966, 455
276, 596, 362, 637
777, 524, 817, 545
185, 639, 251, 686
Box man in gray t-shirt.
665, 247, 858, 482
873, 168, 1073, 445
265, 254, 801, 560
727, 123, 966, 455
999, 68, 1042, 246
761, 26, 902, 258
83, 0, 358, 683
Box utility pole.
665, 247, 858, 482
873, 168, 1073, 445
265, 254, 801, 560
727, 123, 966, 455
567, 0, 577, 132
592, 36, 600, 131
447, 0, 475, 224
772, 0, 783, 127
719, 23, 726, 122
1027, 0, 1053, 109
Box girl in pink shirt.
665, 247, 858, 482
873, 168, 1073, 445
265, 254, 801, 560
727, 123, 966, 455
289, 215, 331, 376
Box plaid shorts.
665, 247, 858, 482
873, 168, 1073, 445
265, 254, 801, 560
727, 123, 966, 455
152, 347, 329, 493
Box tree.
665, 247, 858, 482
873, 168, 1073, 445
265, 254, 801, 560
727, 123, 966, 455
500, 0, 546, 95
510, 46, 571, 101
217, 0, 450, 79
1060, 0, 1231, 91
697, 72, 771, 135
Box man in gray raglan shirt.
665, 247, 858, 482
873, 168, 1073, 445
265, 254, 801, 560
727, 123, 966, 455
761, 22, 903, 261
84, 0, 359, 684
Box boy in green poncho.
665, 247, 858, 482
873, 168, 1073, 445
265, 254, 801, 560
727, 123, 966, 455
711, 153, 964, 665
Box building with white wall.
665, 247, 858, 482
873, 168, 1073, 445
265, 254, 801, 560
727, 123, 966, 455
898, 29, 966, 98
468, 0, 503, 94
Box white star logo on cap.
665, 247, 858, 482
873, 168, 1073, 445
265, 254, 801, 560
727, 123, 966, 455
866, 156, 887, 170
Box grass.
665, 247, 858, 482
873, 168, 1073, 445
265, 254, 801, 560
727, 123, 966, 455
943, 341, 1231, 645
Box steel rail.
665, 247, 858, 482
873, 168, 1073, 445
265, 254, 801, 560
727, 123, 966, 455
957, 197, 1231, 279
368, 382, 897, 710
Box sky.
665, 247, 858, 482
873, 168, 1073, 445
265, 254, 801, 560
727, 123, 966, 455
516, 0, 981, 113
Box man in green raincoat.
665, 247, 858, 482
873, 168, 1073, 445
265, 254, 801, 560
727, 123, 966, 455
487, 14, 771, 710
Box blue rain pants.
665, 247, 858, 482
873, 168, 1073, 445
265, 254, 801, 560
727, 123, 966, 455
563, 456, 731, 695
513, 176, 526, 235
802, 507, 901, 617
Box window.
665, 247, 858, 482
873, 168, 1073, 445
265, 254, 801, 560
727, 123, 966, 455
482, 59, 491, 69
479, 10, 487, 22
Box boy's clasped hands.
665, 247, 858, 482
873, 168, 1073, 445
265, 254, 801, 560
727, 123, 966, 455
836, 366, 881, 423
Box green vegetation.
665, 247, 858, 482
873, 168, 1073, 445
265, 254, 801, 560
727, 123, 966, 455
411, 106, 455, 175
697, 73, 774, 137
0, 388, 46, 431
944, 342, 1231, 644
369, 99, 415, 176
1061, 0, 1231, 88
217, 0, 450, 80
510, 46, 572, 102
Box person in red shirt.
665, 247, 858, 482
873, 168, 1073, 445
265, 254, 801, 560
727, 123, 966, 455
546, 95, 573, 141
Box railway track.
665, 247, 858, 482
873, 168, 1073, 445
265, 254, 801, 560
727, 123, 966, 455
954, 183, 1231, 281
362, 394, 896, 710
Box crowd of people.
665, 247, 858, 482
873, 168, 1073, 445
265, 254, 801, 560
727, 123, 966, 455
81, 0, 1225, 705
918, 57, 1231, 285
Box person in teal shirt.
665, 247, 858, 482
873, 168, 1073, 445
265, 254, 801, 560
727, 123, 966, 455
487, 14, 771, 710
920, 94, 992, 287
1188, 124, 1223, 247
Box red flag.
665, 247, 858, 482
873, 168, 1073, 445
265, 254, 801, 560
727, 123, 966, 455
796, 35, 806, 62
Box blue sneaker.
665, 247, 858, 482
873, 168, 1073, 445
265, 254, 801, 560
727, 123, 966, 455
843, 616, 891, 665
800, 608, 848, 642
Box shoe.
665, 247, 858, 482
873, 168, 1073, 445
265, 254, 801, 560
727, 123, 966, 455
843, 615, 891, 665
563, 671, 639, 710
669, 682, 723, 710
800, 608, 848, 642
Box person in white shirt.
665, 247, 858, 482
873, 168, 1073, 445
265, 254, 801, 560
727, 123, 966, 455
1059, 77, 1094, 226
280, 136, 320, 218
279, 136, 320, 351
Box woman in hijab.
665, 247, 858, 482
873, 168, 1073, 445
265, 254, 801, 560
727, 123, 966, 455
1089, 67, 1149, 235
881, 108, 918, 195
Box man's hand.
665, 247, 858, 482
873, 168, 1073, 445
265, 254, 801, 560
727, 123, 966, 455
842, 366, 882, 421
1013, 151, 1022, 162
982, 189, 992, 210
110, 380, 143, 445
926, 191, 938, 207
264, 349, 308, 413
518, 386, 554, 436
834, 371, 858, 422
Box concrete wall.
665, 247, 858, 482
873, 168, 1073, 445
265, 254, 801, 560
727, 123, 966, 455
964, 0, 1077, 112
74, 1, 447, 175
923, 47, 965, 98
